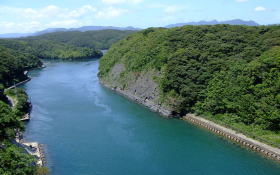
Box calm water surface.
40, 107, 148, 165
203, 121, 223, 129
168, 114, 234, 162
23, 60, 280, 175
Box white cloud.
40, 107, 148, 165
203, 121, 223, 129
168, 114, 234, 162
22, 6, 57, 19
101, 0, 143, 5
44, 5, 60, 13
0, 5, 98, 21
95, 7, 127, 19
59, 5, 97, 18
0, 21, 41, 33
0, 5, 128, 33
47, 20, 78, 27
148, 4, 185, 14
255, 6, 267, 12
235, 0, 248, 2
23, 8, 38, 17
164, 5, 184, 14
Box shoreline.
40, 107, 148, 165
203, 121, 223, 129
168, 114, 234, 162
4, 69, 47, 166
100, 80, 173, 117
21, 142, 46, 166
5, 74, 32, 120
14, 138, 46, 166
5, 93, 31, 121
100, 80, 280, 163
183, 114, 280, 162
5, 78, 31, 90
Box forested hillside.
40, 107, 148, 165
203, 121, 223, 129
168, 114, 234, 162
25, 39, 102, 60
0, 30, 134, 60
0, 42, 42, 88
0, 41, 43, 174
99, 25, 280, 145
22, 30, 136, 50
0, 38, 101, 61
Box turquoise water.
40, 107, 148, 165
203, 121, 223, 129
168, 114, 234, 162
23, 60, 280, 175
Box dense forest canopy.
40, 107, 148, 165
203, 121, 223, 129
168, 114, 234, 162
0, 29, 135, 61
22, 30, 136, 50
0, 97, 37, 174
99, 25, 280, 135
0, 39, 41, 174
196, 46, 280, 130
0, 38, 102, 60
24, 39, 103, 60
0, 42, 42, 87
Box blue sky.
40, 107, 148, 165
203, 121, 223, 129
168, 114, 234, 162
0, 0, 279, 34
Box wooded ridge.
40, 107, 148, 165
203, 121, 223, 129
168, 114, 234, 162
99, 25, 280, 146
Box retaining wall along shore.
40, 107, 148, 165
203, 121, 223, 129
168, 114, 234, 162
6, 78, 31, 90
183, 114, 280, 162
101, 80, 280, 162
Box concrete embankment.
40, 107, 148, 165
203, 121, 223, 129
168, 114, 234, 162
100, 80, 280, 163
183, 114, 280, 162
6, 78, 31, 90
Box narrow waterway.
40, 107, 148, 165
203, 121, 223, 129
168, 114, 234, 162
23, 60, 280, 175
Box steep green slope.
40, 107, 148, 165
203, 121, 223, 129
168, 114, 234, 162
0, 39, 102, 60
99, 25, 280, 139
23, 30, 136, 50
0, 42, 42, 87
0, 42, 42, 174
3, 30, 136, 60
0, 38, 102, 60
196, 47, 280, 129
25, 39, 102, 60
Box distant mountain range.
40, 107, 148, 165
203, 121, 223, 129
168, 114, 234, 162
165, 19, 259, 28
0, 20, 261, 38
0, 26, 140, 38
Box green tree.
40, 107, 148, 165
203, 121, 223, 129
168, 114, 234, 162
0, 101, 23, 141
0, 143, 36, 175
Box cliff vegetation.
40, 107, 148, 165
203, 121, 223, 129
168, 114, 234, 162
99, 25, 280, 145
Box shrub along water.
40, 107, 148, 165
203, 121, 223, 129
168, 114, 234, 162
0, 41, 41, 174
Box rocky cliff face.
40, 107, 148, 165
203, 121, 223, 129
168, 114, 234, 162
100, 63, 172, 116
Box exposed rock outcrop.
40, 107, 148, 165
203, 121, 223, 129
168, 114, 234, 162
100, 64, 172, 116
